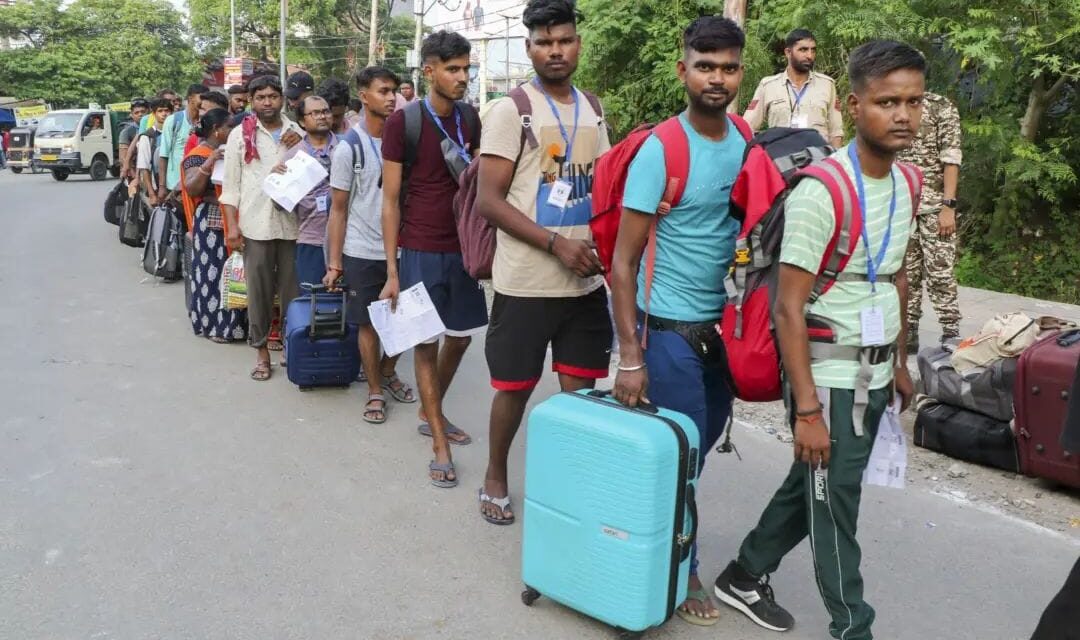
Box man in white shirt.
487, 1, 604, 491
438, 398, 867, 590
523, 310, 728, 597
219, 75, 304, 382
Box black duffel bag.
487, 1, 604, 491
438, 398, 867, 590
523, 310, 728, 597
914, 400, 1021, 473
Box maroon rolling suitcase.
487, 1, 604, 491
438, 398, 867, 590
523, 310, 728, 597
1015, 329, 1080, 488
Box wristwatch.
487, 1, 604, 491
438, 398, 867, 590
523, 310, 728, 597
941, 198, 958, 209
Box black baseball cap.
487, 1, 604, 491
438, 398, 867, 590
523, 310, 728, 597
285, 71, 315, 100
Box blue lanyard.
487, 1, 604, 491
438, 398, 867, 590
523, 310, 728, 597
788, 80, 810, 112
846, 144, 897, 294
533, 78, 580, 169
423, 99, 471, 164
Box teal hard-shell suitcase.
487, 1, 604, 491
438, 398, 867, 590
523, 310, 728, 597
520, 389, 700, 635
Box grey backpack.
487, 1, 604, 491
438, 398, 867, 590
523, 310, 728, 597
142, 202, 183, 281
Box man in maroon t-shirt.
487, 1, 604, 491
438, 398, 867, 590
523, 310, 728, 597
380, 30, 487, 489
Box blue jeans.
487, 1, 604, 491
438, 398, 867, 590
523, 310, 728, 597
643, 326, 734, 576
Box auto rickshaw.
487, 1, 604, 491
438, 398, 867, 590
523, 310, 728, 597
6, 126, 40, 174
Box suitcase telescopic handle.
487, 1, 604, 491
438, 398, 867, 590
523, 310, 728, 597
586, 389, 660, 414
678, 484, 699, 559
303, 282, 349, 336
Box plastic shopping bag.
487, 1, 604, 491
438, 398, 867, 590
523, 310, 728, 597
220, 251, 247, 310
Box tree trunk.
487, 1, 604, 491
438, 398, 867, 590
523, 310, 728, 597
1020, 76, 1046, 142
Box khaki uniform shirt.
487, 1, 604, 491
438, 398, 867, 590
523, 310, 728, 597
743, 71, 844, 142
896, 92, 962, 214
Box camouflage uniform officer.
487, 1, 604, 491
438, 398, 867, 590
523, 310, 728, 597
897, 91, 962, 351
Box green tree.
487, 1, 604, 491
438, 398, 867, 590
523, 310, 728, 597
188, 0, 418, 83
0, 0, 202, 107
577, 0, 1080, 303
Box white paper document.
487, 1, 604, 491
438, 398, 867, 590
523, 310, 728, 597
211, 156, 226, 184
863, 395, 907, 489
261, 150, 328, 211
367, 283, 447, 357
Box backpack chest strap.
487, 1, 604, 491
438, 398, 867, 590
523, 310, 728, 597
833, 272, 896, 284
807, 342, 896, 436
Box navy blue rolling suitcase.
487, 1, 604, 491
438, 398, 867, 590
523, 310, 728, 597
521, 390, 700, 635
284, 284, 361, 390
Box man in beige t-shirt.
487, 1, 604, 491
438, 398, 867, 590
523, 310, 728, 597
473, 0, 613, 527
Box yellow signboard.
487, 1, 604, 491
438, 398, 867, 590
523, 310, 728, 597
14, 105, 48, 119
106, 102, 132, 112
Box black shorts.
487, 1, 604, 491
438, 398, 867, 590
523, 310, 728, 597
342, 255, 387, 327
485, 287, 614, 391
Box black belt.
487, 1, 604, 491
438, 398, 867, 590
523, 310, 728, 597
638, 311, 720, 333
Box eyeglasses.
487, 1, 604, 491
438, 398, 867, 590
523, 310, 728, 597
305, 108, 332, 118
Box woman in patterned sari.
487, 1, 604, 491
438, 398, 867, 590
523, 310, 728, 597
181, 108, 247, 342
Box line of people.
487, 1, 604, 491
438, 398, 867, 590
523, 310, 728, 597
116, 2, 950, 638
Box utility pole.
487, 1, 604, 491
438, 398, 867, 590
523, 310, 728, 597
230, 0, 236, 58
504, 15, 510, 93
412, 0, 423, 91
477, 37, 488, 105
724, 0, 747, 113
279, 0, 288, 85
368, 0, 379, 64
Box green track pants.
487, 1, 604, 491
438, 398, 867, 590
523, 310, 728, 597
737, 387, 891, 640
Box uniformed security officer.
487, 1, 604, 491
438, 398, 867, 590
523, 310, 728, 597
897, 91, 963, 352
743, 29, 844, 147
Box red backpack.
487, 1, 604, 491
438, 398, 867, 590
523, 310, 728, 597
590, 113, 752, 337
724, 128, 923, 402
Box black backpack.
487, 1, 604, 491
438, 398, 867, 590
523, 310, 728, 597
141, 201, 183, 281
104, 181, 128, 226
119, 196, 147, 247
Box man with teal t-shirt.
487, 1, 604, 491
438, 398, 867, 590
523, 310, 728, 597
712, 40, 926, 640
611, 15, 747, 627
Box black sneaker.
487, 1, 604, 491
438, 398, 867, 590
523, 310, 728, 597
714, 561, 795, 632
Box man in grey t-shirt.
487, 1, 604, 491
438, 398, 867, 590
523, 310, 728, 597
324, 66, 415, 424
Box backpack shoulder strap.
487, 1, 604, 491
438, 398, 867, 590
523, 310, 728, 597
794, 156, 862, 304
651, 116, 691, 212
894, 161, 923, 218
581, 90, 603, 121
343, 127, 365, 203
403, 100, 423, 170
639, 116, 691, 348
507, 87, 538, 151
727, 113, 753, 142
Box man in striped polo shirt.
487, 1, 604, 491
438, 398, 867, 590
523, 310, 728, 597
713, 40, 926, 640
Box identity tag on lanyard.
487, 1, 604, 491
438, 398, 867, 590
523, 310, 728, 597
860, 306, 887, 346
847, 144, 897, 347
546, 180, 573, 209
789, 81, 810, 129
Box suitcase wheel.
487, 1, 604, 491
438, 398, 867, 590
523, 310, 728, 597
299, 386, 312, 392
615, 630, 643, 639
521, 586, 541, 606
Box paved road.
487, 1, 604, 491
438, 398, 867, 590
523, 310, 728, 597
2, 170, 1078, 640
